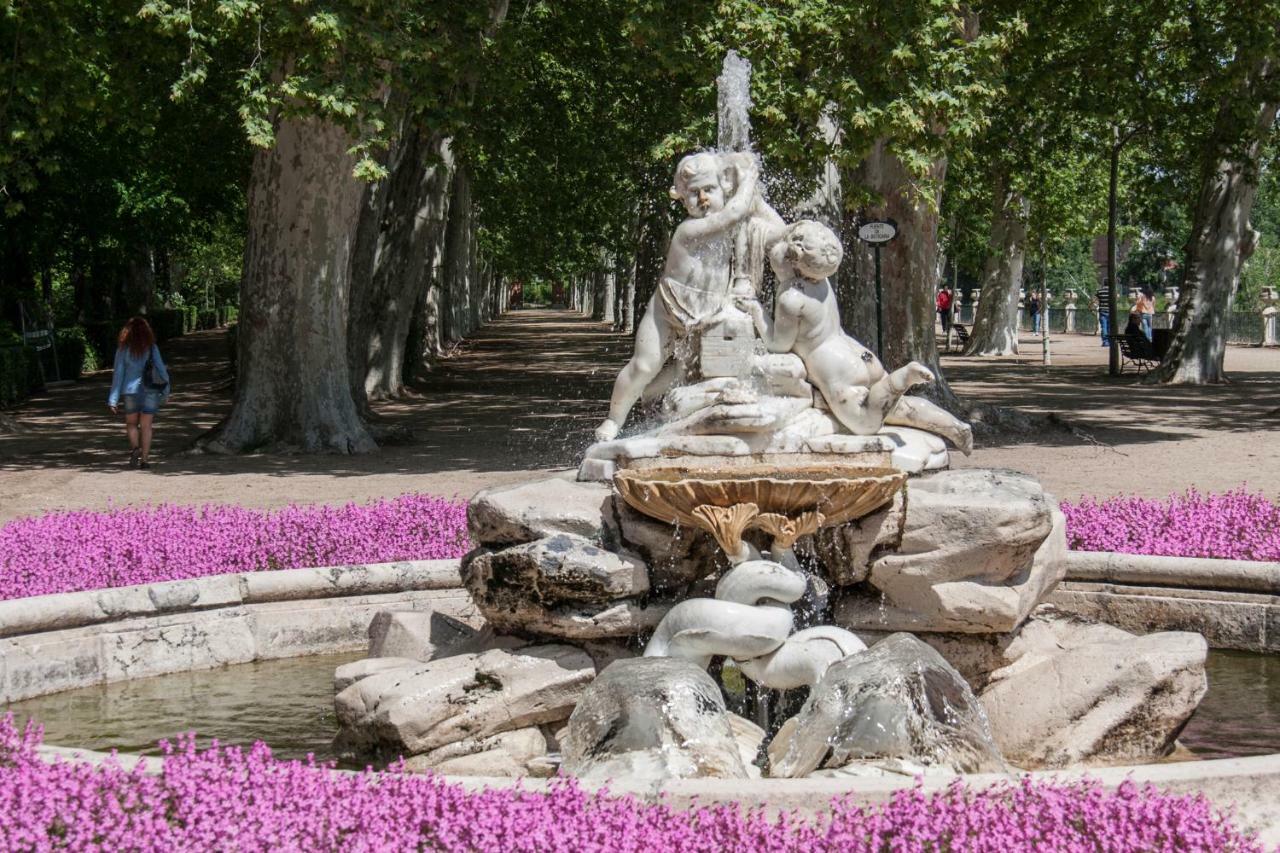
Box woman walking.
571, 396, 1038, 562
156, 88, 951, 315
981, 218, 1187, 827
107, 316, 170, 469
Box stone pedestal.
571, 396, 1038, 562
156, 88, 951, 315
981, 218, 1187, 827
699, 310, 757, 379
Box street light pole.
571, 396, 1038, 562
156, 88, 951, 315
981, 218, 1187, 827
873, 243, 884, 359
858, 219, 898, 361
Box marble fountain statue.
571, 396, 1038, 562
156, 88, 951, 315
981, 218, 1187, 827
332, 52, 1209, 782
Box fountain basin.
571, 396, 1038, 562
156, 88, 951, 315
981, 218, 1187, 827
613, 464, 906, 555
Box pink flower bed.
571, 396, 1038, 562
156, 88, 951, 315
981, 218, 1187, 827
0, 717, 1258, 852
0, 495, 470, 601
1062, 488, 1280, 562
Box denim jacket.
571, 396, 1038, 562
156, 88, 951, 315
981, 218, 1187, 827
108, 345, 171, 407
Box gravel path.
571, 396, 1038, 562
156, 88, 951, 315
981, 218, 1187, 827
1, 310, 1276, 523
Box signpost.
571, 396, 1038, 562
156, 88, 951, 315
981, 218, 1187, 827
857, 219, 897, 359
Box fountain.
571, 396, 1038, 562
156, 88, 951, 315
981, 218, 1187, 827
330, 52, 1210, 782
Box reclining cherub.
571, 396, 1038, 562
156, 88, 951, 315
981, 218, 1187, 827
739, 219, 973, 453
594, 151, 784, 442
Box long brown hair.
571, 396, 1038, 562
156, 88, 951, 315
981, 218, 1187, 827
118, 316, 156, 357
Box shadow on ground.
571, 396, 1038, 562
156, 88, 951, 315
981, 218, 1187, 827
0, 310, 629, 478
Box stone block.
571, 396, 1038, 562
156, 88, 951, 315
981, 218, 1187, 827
1046, 583, 1270, 652
335, 644, 594, 755
468, 477, 613, 547
466, 534, 649, 604
0, 632, 103, 702
100, 611, 257, 683
980, 617, 1208, 768
836, 470, 1063, 634
462, 535, 665, 640
405, 726, 550, 777
368, 608, 486, 661
334, 656, 421, 693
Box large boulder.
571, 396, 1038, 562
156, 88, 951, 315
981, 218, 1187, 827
835, 469, 1065, 634
768, 633, 1005, 778
978, 615, 1207, 768
334, 644, 594, 755
462, 534, 668, 640
561, 657, 757, 781
852, 611, 1210, 769
469, 476, 612, 547
604, 496, 722, 592
465, 534, 649, 603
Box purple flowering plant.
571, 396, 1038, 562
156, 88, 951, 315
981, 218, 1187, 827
0, 495, 470, 601
0, 716, 1260, 851
1061, 488, 1280, 562
2, 487, 1278, 603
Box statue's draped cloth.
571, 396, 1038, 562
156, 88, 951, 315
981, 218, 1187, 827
657, 216, 770, 332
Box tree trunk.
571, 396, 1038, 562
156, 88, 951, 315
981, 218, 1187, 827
845, 140, 958, 407
443, 165, 477, 344
622, 252, 637, 333
199, 115, 375, 454
964, 177, 1028, 356
348, 126, 454, 406
1148, 91, 1279, 384
593, 261, 616, 323
124, 245, 155, 316
603, 269, 617, 324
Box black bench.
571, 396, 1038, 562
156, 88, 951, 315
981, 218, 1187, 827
1119, 332, 1159, 375
951, 323, 971, 348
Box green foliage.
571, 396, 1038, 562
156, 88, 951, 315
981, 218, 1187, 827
53, 326, 96, 375
148, 308, 188, 342
138, 1, 502, 177
1239, 160, 1280, 310
82, 321, 123, 370
719, 0, 1019, 207
0, 346, 43, 408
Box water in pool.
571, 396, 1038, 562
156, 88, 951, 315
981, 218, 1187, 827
6, 648, 1278, 766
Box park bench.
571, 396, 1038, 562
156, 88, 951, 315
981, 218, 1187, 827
1119, 332, 1159, 375
951, 323, 971, 348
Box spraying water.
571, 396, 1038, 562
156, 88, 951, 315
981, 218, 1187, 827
717, 50, 753, 153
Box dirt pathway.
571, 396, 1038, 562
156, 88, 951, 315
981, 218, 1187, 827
0, 310, 1276, 523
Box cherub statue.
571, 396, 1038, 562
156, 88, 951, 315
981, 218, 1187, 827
741, 220, 973, 453
594, 151, 784, 442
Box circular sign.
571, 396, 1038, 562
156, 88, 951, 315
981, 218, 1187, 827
858, 221, 897, 244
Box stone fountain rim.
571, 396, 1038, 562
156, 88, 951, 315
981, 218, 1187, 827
6, 556, 1279, 842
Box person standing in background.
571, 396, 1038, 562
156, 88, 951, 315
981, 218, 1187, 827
1136, 287, 1156, 340
936, 285, 954, 334
1094, 285, 1112, 346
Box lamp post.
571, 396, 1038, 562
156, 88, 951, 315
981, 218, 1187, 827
857, 219, 898, 359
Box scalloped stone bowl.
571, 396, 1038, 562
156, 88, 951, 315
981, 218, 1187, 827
613, 464, 907, 549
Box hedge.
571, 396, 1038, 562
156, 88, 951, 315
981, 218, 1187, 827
0, 346, 44, 408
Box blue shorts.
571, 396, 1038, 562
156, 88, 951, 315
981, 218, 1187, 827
122, 390, 163, 415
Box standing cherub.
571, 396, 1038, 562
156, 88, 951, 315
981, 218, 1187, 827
741, 220, 973, 453
594, 151, 783, 441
